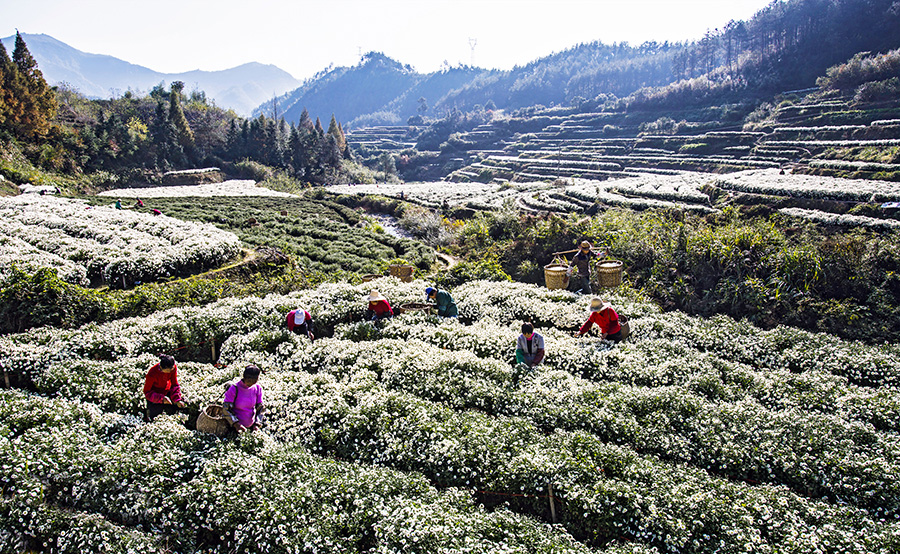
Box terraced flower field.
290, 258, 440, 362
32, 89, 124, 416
3, 277, 899, 553
328, 168, 900, 225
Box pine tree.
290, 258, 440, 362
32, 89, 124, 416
10, 32, 56, 139
167, 81, 195, 154
297, 107, 314, 131
0, 40, 17, 131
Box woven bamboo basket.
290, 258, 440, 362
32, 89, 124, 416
596, 260, 624, 288
544, 263, 569, 290
399, 302, 433, 315
361, 274, 382, 282
196, 404, 230, 436
389, 264, 415, 283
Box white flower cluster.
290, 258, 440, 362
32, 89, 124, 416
99, 179, 297, 198
715, 168, 900, 202
779, 207, 900, 229
0, 194, 241, 284
3, 278, 900, 552
809, 159, 900, 173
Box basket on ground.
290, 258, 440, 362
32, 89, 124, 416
361, 274, 382, 282
389, 264, 415, 283
544, 263, 569, 290
596, 260, 623, 287
196, 404, 230, 436
399, 302, 433, 315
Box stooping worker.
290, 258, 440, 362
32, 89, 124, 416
576, 297, 624, 342
223, 364, 266, 434
365, 290, 394, 321
567, 240, 600, 294
515, 321, 545, 380
287, 306, 315, 341
143, 354, 186, 421
425, 286, 458, 317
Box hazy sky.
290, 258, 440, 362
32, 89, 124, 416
2, 0, 775, 79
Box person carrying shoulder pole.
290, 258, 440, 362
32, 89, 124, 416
567, 240, 600, 295
425, 286, 458, 317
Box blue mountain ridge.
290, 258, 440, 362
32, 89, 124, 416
1, 33, 300, 116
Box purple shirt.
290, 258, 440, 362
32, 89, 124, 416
224, 381, 263, 427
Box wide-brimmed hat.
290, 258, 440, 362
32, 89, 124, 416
367, 290, 386, 302
589, 297, 611, 312
580, 241, 592, 250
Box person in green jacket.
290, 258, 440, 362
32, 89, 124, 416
425, 286, 458, 317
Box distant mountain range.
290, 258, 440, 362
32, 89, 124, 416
260, 0, 900, 129
1, 33, 300, 116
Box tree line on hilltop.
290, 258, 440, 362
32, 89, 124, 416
264, 0, 900, 130
0, 32, 353, 187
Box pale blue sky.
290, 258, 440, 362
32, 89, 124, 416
2, 0, 776, 79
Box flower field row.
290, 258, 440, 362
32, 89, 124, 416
0, 195, 241, 286
1, 390, 621, 554
714, 168, 900, 202
4, 279, 900, 550
330, 170, 897, 226
778, 207, 900, 229
98, 179, 297, 198
139, 195, 435, 274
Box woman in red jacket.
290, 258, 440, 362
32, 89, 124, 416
143, 354, 185, 421
576, 297, 623, 342
365, 290, 393, 321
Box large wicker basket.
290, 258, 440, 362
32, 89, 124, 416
389, 264, 415, 283
596, 260, 624, 288
399, 302, 433, 315
544, 263, 569, 290
196, 404, 230, 436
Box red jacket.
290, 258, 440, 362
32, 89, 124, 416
579, 307, 621, 336
143, 363, 182, 404
287, 310, 312, 332
368, 300, 393, 317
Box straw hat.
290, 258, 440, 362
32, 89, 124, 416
367, 290, 386, 302
589, 297, 611, 312
580, 240, 592, 250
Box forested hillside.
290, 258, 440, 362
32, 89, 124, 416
264, 0, 900, 129
0, 32, 362, 190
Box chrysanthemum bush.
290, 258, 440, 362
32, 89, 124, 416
0, 390, 608, 554
4, 279, 900, 552
0, 194, 241, 285
714, 168, 900, 202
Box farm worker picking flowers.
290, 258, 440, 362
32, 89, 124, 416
425, 286, 458, 317
365, 290, 394, 321
287, 307, 315, 341
576, 297, 623, 342
567, 241, 601, 295
514, 322, 545, 384
223, 364, 266, 434
143, 354, 185, 421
